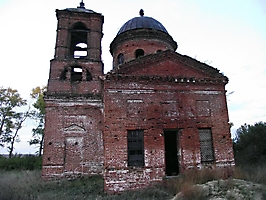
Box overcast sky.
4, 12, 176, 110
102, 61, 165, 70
0, 0, 265, 154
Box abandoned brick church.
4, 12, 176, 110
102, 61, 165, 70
42, 2, 235, 192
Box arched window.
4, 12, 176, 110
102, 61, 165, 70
135, 49, 144, 58
60, 66, 92, 82
70, 22, 88, 59
117, 53, 124, 65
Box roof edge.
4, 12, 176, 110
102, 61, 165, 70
107, 50, 228, 83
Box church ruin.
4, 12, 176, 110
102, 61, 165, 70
42, 2, 235, 192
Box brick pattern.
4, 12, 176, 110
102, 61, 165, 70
42, 99, 104, 178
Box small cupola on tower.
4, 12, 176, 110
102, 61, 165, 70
110, 9, 177, 69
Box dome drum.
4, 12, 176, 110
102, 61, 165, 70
110, 28, 177, 69
110, 28, 177, 56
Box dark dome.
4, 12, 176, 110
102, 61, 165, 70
117, 16, 168, 35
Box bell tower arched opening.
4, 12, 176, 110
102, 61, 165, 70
70, 22, 88, 59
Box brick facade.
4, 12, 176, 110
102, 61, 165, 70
42, 4, 234, 193
42, 7, 104, 178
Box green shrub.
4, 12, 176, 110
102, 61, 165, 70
234, 122, 266, 165
0, 155, 42, 170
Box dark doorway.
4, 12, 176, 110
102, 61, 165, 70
164, 131, 179, 176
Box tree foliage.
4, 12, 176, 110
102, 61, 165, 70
0, 87, 29, 157
234, 122, 266, 165
29, 86, 46, 157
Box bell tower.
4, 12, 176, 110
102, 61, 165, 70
49, 1, 104, 95
42, 2, 104, 178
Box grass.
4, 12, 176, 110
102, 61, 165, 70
0, 170, 103, 200
0, 170, 176, 200
0, 157, 266, 200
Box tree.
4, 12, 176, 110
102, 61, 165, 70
234, 122, 266, 165
0, 87, 28, 157
5, 108, 31, 158
29, 86, 46, 157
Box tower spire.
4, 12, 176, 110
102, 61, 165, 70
78, 0, 85, 9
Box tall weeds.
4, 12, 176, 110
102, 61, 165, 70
0, 170, 105, 200
234, 165, 266, 184
0, 158, 265, 200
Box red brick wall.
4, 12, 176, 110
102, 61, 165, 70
42, 8, 104, 179
47, 60, 103, 95
42, 98, 104, 178
112, 39, 175, 68
103, 77, 234, 192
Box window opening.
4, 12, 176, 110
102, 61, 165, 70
70, 22, 88, 59
117, 53, 124, 65
71, 66, 82, 82
198, 128, 215, 163
74, 43, 88, 58
128, 130, 144, 167
135, 49, 144, 58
